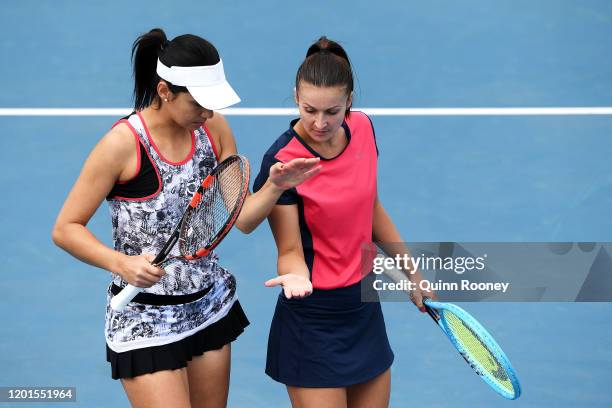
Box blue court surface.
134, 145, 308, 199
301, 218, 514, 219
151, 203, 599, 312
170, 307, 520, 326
1, 1, 612, 407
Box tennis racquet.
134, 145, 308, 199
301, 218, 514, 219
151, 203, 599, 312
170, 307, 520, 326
424, 298, 522, 399
110, 154, 250, 312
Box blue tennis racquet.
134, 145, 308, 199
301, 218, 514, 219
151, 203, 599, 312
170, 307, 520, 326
424, 298, 522, 400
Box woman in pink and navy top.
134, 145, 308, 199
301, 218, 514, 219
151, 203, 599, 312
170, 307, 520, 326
253, 37, 435, 408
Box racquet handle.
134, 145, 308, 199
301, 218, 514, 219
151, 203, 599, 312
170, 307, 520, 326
110, 284, 143, 311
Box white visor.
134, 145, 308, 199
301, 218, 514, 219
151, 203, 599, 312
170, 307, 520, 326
156, 59, 240, 110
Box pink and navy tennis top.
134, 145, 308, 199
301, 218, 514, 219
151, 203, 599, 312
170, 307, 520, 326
254, 111, 379, 290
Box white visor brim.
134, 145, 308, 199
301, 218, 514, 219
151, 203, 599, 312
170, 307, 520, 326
156, 59, 241, 110
188, 82, 241, 111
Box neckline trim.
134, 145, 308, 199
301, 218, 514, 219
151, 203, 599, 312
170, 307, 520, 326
137, 111, 196, 166
289, 119, 352, 161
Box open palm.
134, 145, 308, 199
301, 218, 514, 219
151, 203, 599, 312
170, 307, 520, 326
265, 273, 313, 299
269, 157, 321, 190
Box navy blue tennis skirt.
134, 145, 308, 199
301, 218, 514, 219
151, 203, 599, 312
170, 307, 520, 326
265, 280, 394, 388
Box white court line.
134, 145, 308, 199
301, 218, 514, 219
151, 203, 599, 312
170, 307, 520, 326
1, 107, 612, 116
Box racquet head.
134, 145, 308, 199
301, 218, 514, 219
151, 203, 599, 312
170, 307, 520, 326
179, 154, 250, 259
424, 299, 521, 400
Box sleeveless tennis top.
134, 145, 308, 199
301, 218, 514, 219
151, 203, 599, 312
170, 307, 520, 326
104, 112, 238, 353
253, 111, 379, 290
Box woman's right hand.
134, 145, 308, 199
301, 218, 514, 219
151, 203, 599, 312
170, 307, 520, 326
116, 253, 166, 288
269, 157, 321, 191
265, 273, 313, 299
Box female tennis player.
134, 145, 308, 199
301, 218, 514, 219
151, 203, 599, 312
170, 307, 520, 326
52, 28, 319, 408
253, 37, 435, 407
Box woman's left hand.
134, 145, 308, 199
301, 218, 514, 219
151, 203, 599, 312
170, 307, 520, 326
269, 157, 321, 191
408, 272, 437, 313
265, 273, 313, 299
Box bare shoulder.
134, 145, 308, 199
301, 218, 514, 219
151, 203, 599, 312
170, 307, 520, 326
95, 122, 138, 165
207, 112, 237, 158
207, 111, 231, 133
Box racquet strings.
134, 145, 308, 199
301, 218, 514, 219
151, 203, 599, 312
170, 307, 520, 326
443, 310, 516, 396
181, 158, 247, 255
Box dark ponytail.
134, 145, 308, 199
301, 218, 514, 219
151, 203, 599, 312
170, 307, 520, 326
131, 28, 221, 110
132, 28, 167, 110
295, 36, 354, 115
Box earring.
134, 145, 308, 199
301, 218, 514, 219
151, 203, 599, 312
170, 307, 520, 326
164, 98, 168, 102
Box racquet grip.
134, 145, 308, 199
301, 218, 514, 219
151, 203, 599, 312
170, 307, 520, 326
110, 284, 143, 311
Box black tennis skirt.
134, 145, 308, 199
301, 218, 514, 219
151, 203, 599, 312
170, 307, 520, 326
265, 280, 394, 388
106, 301, 249, 379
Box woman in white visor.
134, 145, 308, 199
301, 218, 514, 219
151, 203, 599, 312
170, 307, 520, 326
52, 28, 320, 408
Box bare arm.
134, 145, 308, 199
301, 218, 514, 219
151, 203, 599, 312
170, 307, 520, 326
372, 195, 436, 309
52, 125, 164, 287
208, 113, 320, 234
263, 204, 313, 299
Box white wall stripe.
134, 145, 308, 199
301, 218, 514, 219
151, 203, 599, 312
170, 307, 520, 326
1, 107, 612, 116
